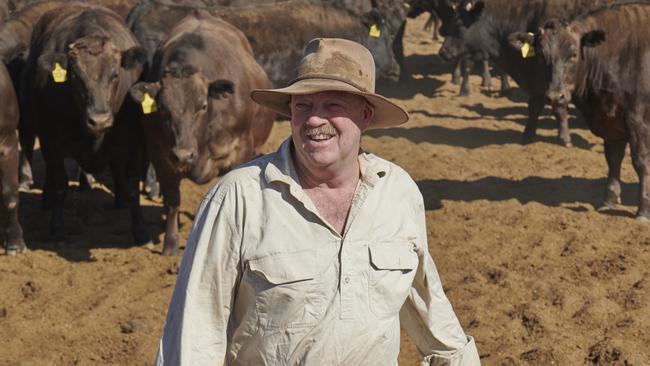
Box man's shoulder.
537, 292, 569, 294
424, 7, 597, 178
365, 152, 416, 184
202, 153, 274, 203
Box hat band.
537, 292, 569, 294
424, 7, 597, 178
289, 73, 370, 93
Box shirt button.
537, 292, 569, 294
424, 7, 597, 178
344, 276, 351, 284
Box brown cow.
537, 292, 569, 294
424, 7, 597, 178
529, 2, 650, 219
0, 62, 25, 255
21, 3, 149, 245
129, 13, 275, 255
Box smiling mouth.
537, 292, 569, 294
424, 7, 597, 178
305, 127, 336, 141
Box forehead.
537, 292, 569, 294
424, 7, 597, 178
291, 91, 366, 105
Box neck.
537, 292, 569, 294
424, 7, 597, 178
293, 151, 360, 190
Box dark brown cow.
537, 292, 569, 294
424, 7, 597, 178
127, 0, 401, 86
529, 2, 650, 219
0, 62, 25, 255
21, 3, 148, 245
129, 13, 275, 255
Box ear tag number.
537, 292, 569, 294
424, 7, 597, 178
369, 24, 381, 38
52, 63, 67, 83
141, 92, 157, 114
521, 42, 535, 58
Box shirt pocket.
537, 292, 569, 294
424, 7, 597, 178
368, 241, 419, 317
248, 250, 329, 330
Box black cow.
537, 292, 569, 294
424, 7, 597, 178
129, 13, 275, 255
21, 3, 148, 245
439, 0, 615, 146
527, 2, 650, 219
0, 62, 25, 255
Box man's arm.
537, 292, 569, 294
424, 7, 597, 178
400, 192, 481, 366
155, 182, 242, 366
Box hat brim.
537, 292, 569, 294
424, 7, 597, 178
250, 78, 409, 129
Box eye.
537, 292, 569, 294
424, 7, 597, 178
110, 68, 119, 79
201, 101, 208, 111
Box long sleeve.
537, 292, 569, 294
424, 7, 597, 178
155, 182, 242, 366
400, 192, 481, 366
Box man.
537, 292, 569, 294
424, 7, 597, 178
156, 38, 480, 366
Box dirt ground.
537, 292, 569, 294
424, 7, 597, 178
1, 14, 648, 366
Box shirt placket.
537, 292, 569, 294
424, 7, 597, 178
339, 181, 371, 320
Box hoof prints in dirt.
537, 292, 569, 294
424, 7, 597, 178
587, 340, 628, 365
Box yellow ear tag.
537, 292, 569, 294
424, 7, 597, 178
521, 42, 535, 58
141, 92, 157, 114
369, 24, 381, 38
51, 63, 67, 83
452, 3, 459, 12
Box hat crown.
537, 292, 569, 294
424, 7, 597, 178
292, 38, 375, 93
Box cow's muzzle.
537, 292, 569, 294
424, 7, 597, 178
87, 112, 113, 132
545, 90, 570, 105
170, 148, 197, 171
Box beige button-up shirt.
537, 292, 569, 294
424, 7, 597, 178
156, 139, 480, 366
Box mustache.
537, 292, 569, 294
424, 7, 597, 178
303, 125, 336, 135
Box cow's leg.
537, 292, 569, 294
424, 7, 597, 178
552, 104, 572, 147
598, 139, 626, 211
500, 72, 510, 94
160, 176, 181, 256
77, 167, 96, 191
393, 21, 408, 83
480, 57, 492, 90
459, 58, 471, 96
143, 163, 159, 200
111, 155, 152, 246
44, 156, 68, 245
451, 60, 461, 85
18, 125, 35, 190
523, 95, 545, 143
626, 108, 650, 219
0, 133, 25, 255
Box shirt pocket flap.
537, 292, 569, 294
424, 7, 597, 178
369, 242, 418, 271
249, 251, 316, 284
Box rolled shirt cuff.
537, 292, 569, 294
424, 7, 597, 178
420, 336, 481, 366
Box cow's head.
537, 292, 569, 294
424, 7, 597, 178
438, 1, 485, 61
38, 35, 146, 135
510, 19, 606, 105
129, 64, 235, 178
361, 9, 401, 81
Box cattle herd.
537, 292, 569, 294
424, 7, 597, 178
1, 0, 650, 257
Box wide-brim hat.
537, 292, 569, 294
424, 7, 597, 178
250, 38, 409, 129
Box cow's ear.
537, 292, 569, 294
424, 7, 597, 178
121, 46, 147, 69
468, 0, 485, 17
129, 82, 160, 103
581, 30, 606, 48
38, 52, 67, 73
360, 9, 382, 28
507, 31, 535, 50
208, 79, 234, 99
1, 41, 28, 64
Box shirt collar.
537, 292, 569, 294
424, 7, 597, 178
263, 138, 389, 188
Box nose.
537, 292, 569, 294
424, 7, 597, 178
170, 148, 196, 166
545, 90, 567, 104
87, 112, 113, 131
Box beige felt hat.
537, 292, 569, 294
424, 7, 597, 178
250, 38, 409, 129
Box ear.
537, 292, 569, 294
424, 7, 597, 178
361, 9, 382, 28
208, 79, 234, 99
128, 81, 160, 103
581, 30, 606, 48
361, 101, 375, 132
1, 41, 28, 64
507, 31, 535, 50
468, 0, 485, 17
38, 52, 67, 73
121, 46, 147, 69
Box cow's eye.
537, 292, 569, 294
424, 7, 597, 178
201, 102, 208, 111
110, 68, 119, 79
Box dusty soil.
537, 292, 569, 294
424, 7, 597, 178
1, 14, 648, 366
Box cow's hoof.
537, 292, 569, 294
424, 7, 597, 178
459, 90, 470, 97
18, 181, 32, 191
141, 241, 155, 251
5, 242, 27, 256
161, 246, 178, 256
597, 203, 617, 212
562, 141, 573, 148
144, 185, 160, 201
521, 135, 535, 145
635, 215, 650, 223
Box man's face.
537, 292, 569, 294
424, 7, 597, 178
290, 91, 373, 172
